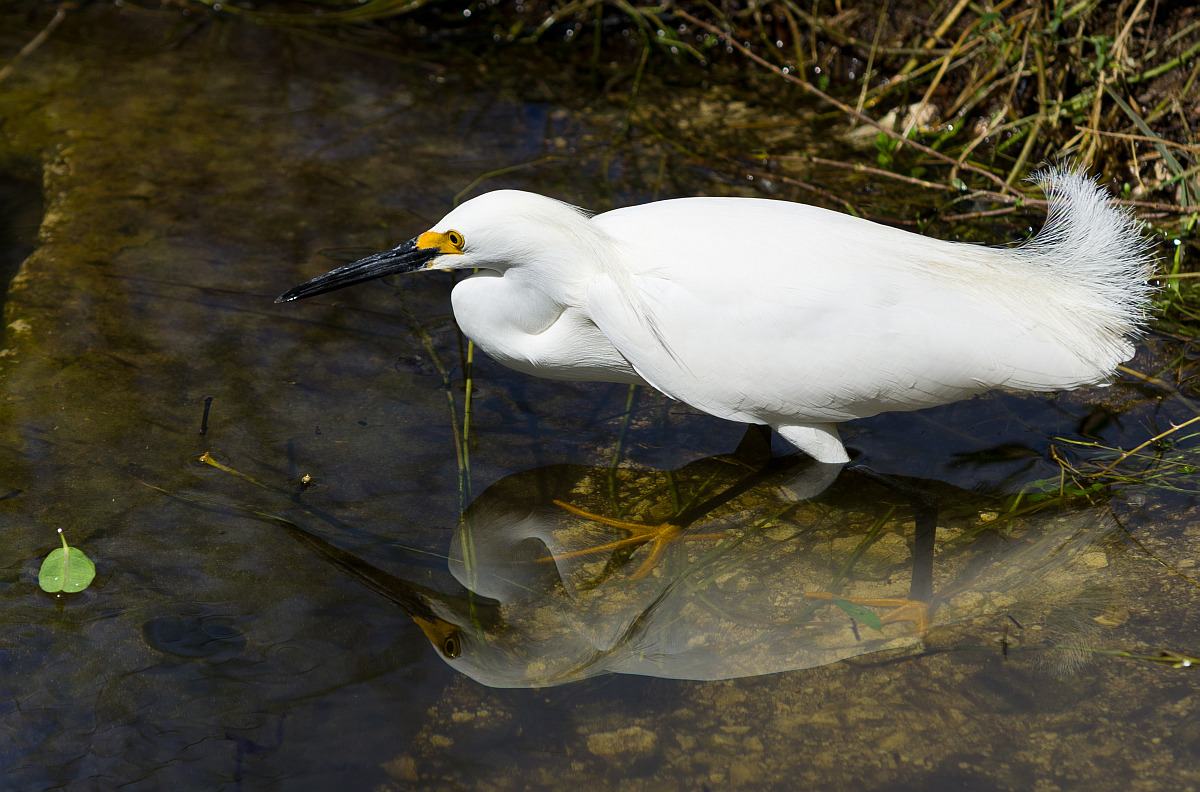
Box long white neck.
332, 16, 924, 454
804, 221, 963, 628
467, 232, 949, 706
445, 203, 645, 384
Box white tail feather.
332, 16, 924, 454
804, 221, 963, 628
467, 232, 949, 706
906, 166, 1158, 383
1017, 165, 1158, 368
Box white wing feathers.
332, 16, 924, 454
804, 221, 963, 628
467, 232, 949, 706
586, 169, 1154, 432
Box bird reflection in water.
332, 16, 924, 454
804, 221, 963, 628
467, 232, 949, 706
275, 449, 1118, 689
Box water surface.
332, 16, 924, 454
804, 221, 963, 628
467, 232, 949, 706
1, 8, 1198, 790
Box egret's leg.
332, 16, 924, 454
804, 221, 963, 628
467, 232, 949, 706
727, 423, 774, 468
804, 466, 939, 635
849, 466, 938, 604
774, 422, 850, 464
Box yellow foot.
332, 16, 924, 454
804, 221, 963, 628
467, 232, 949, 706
546, 499, 725, 580
803, 592, 932, 635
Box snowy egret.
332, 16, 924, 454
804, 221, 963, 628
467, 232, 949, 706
277, 168, 1156, 464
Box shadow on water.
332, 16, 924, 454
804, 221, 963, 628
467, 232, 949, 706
0, 163, 41, 345
0, 4, 1198, 791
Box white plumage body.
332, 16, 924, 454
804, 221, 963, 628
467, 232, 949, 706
282, 168, 1156, 463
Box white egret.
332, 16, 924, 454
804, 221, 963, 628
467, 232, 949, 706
277, 167, 1156, 463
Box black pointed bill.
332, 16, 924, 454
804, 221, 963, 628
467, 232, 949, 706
275, 237, 438, 303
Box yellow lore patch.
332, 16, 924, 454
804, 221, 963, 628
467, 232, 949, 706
416, 229, 466, 257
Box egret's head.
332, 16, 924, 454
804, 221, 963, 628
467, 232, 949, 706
275, 190, 592, 303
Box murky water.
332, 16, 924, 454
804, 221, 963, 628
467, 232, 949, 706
1, 7, 1198, 790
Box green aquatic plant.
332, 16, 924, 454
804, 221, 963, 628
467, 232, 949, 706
1052, 414, 1200, 496
829, 595, 885, 632
37, 529, 96, 594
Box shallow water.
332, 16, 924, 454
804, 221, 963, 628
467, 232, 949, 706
1, 7, 1198, 790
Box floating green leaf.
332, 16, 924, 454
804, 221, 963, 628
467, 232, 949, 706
38, 530, 96, 593
830, 595, 884, 632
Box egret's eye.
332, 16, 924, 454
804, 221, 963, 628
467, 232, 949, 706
447, 230, 465, 251
442, 632, 462, 659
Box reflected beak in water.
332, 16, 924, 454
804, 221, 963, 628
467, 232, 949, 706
275, 237, 438, 303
